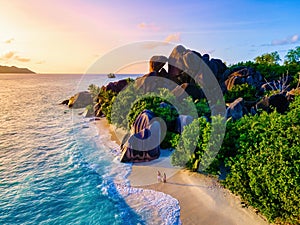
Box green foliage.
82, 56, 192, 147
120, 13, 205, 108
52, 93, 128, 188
224, 83, 257, 102
111, 84, 196, 129
160, 131, 180, 149
230, 48, 300, 86
254, 51, 281, 65
110, 83, 137, 128
127, 96, 179, 129
195, 99, 211, 118
98, 90, 117, 123
88, 84, 102, 102
88, 83, 118, 122
171, 117, 204, 169
284, 46, 300, 65
230, 61, 288, 80
223, 96, 300, 224
171, 116, 225, 172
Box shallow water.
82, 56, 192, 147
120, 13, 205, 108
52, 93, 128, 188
0, 74, 145, 225
0, 73, 181, 225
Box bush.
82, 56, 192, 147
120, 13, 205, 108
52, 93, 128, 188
229, 61, 300, 88
160, 131, 180, 149
88, 84, 102, 102
223, 96, 300, 224
171, 116, 225, 172
110, 83, 197, 129
224, 83, 257, 102
171, 95, 300, 224
127, 96, 179, 129
195, 99, 211, 118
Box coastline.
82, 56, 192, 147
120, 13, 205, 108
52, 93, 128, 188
94, 118, 181, 224
138, 170, 269, 225
95, 117, 270, 225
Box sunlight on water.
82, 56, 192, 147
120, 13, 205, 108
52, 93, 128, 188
0, 74, 144, 225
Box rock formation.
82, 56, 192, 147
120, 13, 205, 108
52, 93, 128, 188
255, 93, 289, 114
168, 45, 186, 79
68, 91, 93, 109
167, 45, 227, 86
149, 55, 168, 73
171, 83, 204, 101
102, 79, 129, 93
226, 98, 247, 121
120, 110, 161, 162
175, 115, 194, 133
224, 67, 263, 91
62, 44, 300, 165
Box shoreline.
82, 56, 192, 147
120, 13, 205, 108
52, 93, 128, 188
138, 170, 269, 225
95, 117, 270, 225
94, 118, 181, 224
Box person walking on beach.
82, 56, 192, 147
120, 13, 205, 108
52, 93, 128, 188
162, 172, 167, 183
157, 171, 162, 183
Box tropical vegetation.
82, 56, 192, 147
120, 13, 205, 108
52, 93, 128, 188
87, 46, 300, 224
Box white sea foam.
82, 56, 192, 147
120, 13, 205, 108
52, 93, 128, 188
93, 122, 182, 225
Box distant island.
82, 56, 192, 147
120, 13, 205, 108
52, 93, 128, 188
107, 73, 116, 78
0, 65, 35, 74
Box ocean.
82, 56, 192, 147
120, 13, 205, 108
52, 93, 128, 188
0, 74, 180, 225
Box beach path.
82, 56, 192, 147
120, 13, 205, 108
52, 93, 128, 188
130, 166, 270, 225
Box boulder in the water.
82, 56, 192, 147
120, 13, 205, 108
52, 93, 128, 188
68, 91, 93, 109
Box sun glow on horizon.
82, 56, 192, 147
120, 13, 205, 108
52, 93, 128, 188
0, 0, 299, 73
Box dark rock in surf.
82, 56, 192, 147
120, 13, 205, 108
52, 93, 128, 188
68, 91, 93, 109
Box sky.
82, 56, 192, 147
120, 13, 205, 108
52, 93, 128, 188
0, 0, 299, 74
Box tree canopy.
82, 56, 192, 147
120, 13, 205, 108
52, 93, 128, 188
284, 46, 300, 65
254, 51, 281, 65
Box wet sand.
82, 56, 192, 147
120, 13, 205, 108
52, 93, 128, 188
96, 118, 270, 225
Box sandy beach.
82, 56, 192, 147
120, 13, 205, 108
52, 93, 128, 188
95, 118, 270, 225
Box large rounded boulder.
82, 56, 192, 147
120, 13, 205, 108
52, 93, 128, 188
149, 55, 168, 73
68, 91, 93, 108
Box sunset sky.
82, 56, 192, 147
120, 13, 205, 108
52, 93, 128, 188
0, 0, 299, 74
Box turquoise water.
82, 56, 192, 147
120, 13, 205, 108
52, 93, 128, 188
0, 74, 145, 225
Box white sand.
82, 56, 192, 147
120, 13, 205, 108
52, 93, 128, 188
96, 118, 270, 225
137, 169, 270, 225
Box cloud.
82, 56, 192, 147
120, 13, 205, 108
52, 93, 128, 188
164, 33, 181, 43
0, 51, 31, 63
15, 56, 30, 62
142, 33, 182, 50
4, 38, 14, 44
271, 34, 299, 46
0, 51, 16, 61
291, 34, 299, 42
137, 22, 160, 32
